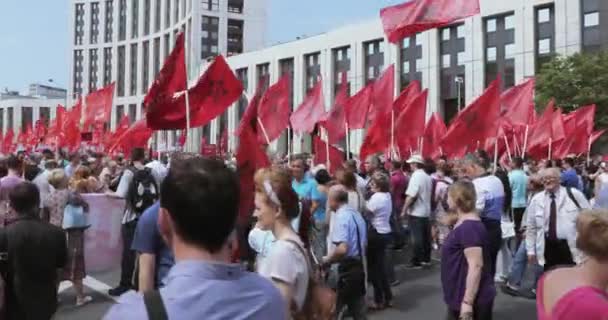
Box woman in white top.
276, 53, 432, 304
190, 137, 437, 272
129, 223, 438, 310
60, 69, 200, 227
253, 167, 310, 316
365, 171, 393, 310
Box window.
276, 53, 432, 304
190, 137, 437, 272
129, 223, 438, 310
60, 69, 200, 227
89, 49, 99, 92
457, 25, 466, 38
174, 0, 179, 23
505, 43, 516, 59
103, 47, 112, 85
486, 18, 497, 32
144, 0, 151, 35
164, 34, 170, 59
415, 34, 423, 46
416, 58, 423, 71
457, 52, 466, 66
504, 14, 515, 30
39, 107, 50, 127
228, 0, 243, 13
154, 0, 161, 32
367, 67, 375, 80
142, 41, 150, 94
442, 54, 451, 68
402, 38, 410, 48
584, 12, 599, 27
128, 104, 137, 123
22, 107, 33, 133
131, 0, 139, 38
117, 46, 125, 96
73, 50, 84, 97
486, 47, 497, 61
402, 61, 410, 73
90, 2, 100, 44
130, 43, 138, 96
7, 108, 13, 131
538, 38, 551, 54
442, 29, 450, 41
118, 0, 126, 40
165, 0, 171, 28
105, 0, 114, 42
153, 38, 160, 77
74, 3, 85, 45
202, 0, 219, 11
538, 7, 551, 23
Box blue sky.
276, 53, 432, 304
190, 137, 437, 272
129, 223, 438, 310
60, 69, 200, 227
0, 0, 402, 92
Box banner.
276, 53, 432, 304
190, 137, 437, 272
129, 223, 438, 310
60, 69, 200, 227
82, 194, 125, 273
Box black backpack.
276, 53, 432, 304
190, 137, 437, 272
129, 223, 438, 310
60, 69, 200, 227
431, 178, 451, 212
127, 167, 159, 216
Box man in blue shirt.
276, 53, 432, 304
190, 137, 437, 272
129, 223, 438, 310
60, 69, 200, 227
508, 157, 528, 236
131, 202, 175, 292
561, 157, 579, 190
105, 156, 285, 320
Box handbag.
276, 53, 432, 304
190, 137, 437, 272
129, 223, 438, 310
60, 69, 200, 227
62, 204, 90, 230
501, 210, 516, 239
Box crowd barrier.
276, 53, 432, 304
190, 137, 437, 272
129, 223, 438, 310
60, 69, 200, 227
82, 194, 125, 273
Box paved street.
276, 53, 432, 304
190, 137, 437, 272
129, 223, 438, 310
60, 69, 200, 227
55, 259, 537, 319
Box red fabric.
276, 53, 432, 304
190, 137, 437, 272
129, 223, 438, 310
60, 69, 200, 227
290, 79, 326, 134
590, 129, 606, 146
109, 119, 153, 154
369, 65, 395, 125
441, 78, 501, 158
143, 32, 187, 111
257, 74, 291, 143
571, 104, 596, 135
500, 77, 535, 126
83, 82, 115, 129
2, 130, 14, 154
320, 73, 348, 145
380, 0, 480, 43
422, 112, 447, 159
527, 99, 555, 152
313, 135, 345, 174
359, 112, 390, 165
551, 108, 566, 142
34, 119, 47, 141
146, 55, 243, 130
554, 124, 588, 159
393, 80, 421, 114
91, 122, 105, 146
178, 129, 187, 147
395, 89, 428, 156
47, 105, 66, 137
344, 84, 372, 129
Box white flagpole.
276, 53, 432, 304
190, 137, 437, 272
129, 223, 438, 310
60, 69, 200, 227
287, 127, 291, 166
344, 122, 350, 160
493, 139, 498, 174
522, 125, 529, 157
257, 118, 271, 145
587, 134, 592, 165
419, 137, 423, 155
324, 128, 330, 171
503, 135, 512, 161
390, 109, 395, 161
548, 138, 553, 160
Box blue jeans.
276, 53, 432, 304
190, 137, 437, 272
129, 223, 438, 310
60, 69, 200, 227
508, 240, 542, 289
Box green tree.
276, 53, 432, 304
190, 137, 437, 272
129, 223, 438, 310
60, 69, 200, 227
535, 51, 608, 129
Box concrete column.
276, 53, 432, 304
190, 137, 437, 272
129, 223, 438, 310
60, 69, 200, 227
427, 29, 440, 119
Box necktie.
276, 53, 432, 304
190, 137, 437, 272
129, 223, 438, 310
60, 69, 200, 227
548, 192, 557, 240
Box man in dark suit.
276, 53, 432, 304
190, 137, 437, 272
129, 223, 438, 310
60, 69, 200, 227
0, 182, 67, 320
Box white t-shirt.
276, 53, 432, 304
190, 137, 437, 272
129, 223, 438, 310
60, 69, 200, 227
257, 239, 309, 311
405, 169, 433, 218
366, 192, 392, 234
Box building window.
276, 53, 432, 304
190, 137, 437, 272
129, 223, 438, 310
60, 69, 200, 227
400, 34, 422, 89
304, 53, 320, 92
538, 39, 551, 55
442, 29, 450, 41
364, 40, 384, 84
504, 14, 515, 30
142, 41, 150, 94
486, 47, 497, 62
333, 46, 351, 96
174, 0, 179, 23
130, 43, 138, 96
202, 0, 219, 11
457, 52, 466, 66
22, 107, 33, 133
256, 63, 270, 90
236, 68, 248, 118
153, 38, 161, 77
402, 38, 410, 48
118, 0, 127, 41
73, 50, 84, 98
165, 0, 171, 28
227, 19, 244, 56
74, 3, 85, 45
442, 54, 451, 68
228, 0, 243, 13
584, 12, 600, 27
440, 24, 465, 121
164, 34, 170, 59
457, 25, 466, 38
128, 104, 137, 123
117, 46, 125, 96
201, 16, 219, 59
116, 105, 124, 123
39, 107, 51, 127
131, 0, 139, 38
103, 47, 112, 85
484, 14, 515, 88
143, 0, 151, 35
89, 49, 99, 92
536, 5, 555, 71
538, 7, 551, 23
505, 43, 515, 60
7, 108, 13, 131
105, 0, 114, 42
90, 2, 100, 44
486, 18, 496, 33
402, 61, 410, 73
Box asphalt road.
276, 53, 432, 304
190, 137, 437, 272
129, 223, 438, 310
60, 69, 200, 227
55, 261, 537, 320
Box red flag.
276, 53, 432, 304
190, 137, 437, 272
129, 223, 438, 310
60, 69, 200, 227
178, 129, 187, 147
84, 82, 115, 128
395, 89, 428, 154
34, 119, 47, 141
527, 99, 555, 151
344, 84, 372, 129
590, 129, 606, 146
2, 129, 14, 154
369, 65, 395, 124
48, 105, 66, 137
313, 135, 345, 174
66, 99, 83, 129
105, 115, 130, 151
551, 108, 566, 142
441, 78, 501, 157
393, 80, 421, 114
257, 74, 291, 143
359, 114, 390, 165
109, 119, 153, 154
554, 124, 588, 159
290, 79, 326, 134
146, 55, 243, 130
422, 112, 447, 159
320, 73, 348, 144
236, 86, 264, 136
380, 0, 480, 43
500, 77, 535, 126
143, 32, 187, 110
571, 104, 596, 135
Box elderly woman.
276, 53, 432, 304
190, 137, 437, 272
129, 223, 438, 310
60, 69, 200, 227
43, 169, 92, 307
441, 180, 496, 320
365, 171, 393, 310
253, 167, 310, 315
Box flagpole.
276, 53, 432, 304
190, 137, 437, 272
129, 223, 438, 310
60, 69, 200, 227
548, 138, 553, 160
344, 122, 350, 160
390, 109, 395, 161
324, 128, 330, 171
522, 125, 529, 157
493, 139, 498, 174
256, 117, 271, 145
513, 134, 521, 157
287, 127, 291, 166
420, 137, 424, 156
503, 135, 512, 161
587, 134, 592, 165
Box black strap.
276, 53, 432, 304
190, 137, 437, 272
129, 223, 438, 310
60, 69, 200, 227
566, 187, 581, 210
143, 290, 168, 320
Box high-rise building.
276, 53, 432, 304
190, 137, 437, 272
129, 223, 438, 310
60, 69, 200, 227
68, 0, 268, 148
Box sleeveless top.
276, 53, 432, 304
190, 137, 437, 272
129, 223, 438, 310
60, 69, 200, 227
537, 274, 608, 320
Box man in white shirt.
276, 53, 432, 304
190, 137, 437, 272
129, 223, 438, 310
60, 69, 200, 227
401, 154, 433, 268
526, 168, 590, 271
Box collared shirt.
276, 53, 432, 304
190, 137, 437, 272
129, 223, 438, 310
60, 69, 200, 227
405, 169, 433, 218
104, 260, 286, 320
390, 170, 408, 214
542, 188, 582, 240
366, 192, 392, 234
331, 204, 367, 258
508, 169, 528, 209
473, 175, 505, 221
561, 168, 579, 190
292, 176, 317, 200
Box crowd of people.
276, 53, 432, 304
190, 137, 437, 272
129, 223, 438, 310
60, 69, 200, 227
0, 146, 607, 319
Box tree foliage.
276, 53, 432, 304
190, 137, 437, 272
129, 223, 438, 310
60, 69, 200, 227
535, 51, 608, 129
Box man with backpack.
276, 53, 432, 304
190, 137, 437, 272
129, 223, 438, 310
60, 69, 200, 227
107, 147, 160, 297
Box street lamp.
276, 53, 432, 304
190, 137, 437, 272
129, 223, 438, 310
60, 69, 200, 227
454, 76, 464, 112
